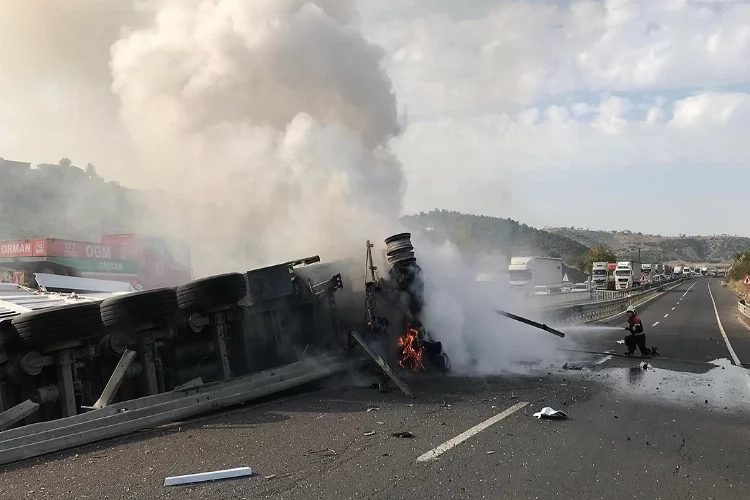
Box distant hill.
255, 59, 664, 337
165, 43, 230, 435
401, 211, 590, 273
0, 160, 133, 241
544, 227, 748, 264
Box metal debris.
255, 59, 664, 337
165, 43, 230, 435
163, 466, 253, 486
392, 431, 414, 438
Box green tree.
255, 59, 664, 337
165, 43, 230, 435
584, 244, 617, 274
726, 251, 750, 282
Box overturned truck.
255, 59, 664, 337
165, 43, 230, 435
0, 233, 448, 464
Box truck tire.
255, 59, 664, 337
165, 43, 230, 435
176, 273, 247, 312
11, 302, 106, 345
100, 288, 179, 330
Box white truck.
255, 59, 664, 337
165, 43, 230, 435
615, 261, 642, 290
592, 262, 610, 290
674, 265, 684, 276
508, 256, 563, 291
700, 266, 708, 276
683, 266, 692, 277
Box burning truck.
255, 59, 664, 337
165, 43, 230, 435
355, 233, 451, 375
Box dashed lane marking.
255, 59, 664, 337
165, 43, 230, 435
594, 354, 614, 365
664, 314, 669, 318
416, 402, 528, 462
672, 307, 676, 311
682, 281, 697, 298
652, 322, 660, 327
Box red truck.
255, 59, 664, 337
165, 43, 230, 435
0, 234, 192, 289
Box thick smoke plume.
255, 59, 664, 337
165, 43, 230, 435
2, 0, 405, 275
110, 0, 405, 274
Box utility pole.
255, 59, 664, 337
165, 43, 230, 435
637, 247, 642, 263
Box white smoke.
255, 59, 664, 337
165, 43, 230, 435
414, 235, 565, 374
105, 0, 405, 274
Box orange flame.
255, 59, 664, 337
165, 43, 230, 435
398, 326, 424, 371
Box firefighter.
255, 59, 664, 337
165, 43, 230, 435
623, 306, 658, 357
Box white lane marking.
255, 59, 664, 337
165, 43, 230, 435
672, 307, 675, 311
682, 281, 697, 298
416, 402, 528, 462
652, 322, 660, 326
707, 281, 741, 366
594, 355, 613, 365
664, 314, 669, 318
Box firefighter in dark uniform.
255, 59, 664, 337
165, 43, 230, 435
624, 306, 658, 357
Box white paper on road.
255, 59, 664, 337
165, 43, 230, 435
533, 407, 568, 419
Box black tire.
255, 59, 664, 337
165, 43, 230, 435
100, 288, 179, 330
11, 302, 106, 345
176, 273, 247, 312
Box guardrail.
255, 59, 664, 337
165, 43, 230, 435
739, 299, 750, 321
542, 279, 686, 324
528, 279, 682, 309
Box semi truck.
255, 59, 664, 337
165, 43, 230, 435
592, 262, 617, 290
0, 234, 192, 289
508, 256, 563, 290
615, 261, 642, 290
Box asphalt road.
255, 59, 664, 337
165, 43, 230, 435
1, 278, 749, 500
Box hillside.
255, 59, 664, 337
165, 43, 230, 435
0, 159, 133, 241
544, 227, 749, 264
401, 211, 590, 273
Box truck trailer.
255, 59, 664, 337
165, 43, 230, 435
508, 256, 563, 290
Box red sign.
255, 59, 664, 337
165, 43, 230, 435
0, 238, 47, 258
46, 239, 133, 261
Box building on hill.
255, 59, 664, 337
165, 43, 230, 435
0, 157, 31, 171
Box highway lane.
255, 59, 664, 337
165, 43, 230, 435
1, 278, 749, 499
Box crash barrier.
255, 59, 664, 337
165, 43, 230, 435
542, 279, 686, 325
0, 351, 365, 465
529, 279, 683, 309
739, 299, 750, 320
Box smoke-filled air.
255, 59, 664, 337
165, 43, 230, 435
0, 0, 564, 375
2, 0, 405, 274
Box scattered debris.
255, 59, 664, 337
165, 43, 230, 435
533, 407, 568, 420
392, 431, 414, 438
366, 407, 380, 413
164, 467, 253, 486
363, 431, 376, 436
562, 362, 583, 370
350, 329, 414, 398
376, 421, 385, 425
616, 340, 625, 345
439, 401, 451, 408
641, 362, 650, 370
264, 475, 277, 480
486, 451, 495, 455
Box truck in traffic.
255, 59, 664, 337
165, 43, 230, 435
615, 261, 642, 290
683, 266, 692, 276
592, 262, 617, 290
0, 234, 192, 289
508, 256, 563, 291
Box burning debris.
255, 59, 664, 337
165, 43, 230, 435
383, 233, 450, 373
397, 325, 424, 371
